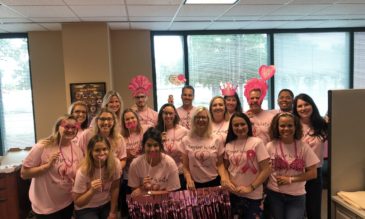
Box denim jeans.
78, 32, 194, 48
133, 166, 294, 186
75, 202, 111, 219
230, 193, 262, 219
267, 189, 305, 219
305, 168, 323, 219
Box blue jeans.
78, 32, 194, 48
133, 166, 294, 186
267, 189, 305, 219
230, 194, 262, 219
305, 168, 322, 219
75, 202, 111, 219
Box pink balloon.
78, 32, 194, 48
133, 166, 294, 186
258, 65, 275, 80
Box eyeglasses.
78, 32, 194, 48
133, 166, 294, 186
98, 117, 114, 122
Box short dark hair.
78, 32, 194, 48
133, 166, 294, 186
142, 127, 164, 153
278, 89, 294, 98
182, 85, 195, 95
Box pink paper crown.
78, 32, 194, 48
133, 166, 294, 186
220, 82, 238, 96
243, 65, 276, 103
128, 75, 152, 97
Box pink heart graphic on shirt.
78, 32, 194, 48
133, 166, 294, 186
194, 151, 210, 163
258, 65, 275, 81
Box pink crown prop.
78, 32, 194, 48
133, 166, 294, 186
128, 75, 153, 97
220, 82, 238, 96
244, 65, 275, 104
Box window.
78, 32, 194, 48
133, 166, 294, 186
0, 36, 35, 154
274, 32, 350, 115
354, 32, 365, 88
153, 35, 185, 110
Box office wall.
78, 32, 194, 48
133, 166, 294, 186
27, 24, 153, 139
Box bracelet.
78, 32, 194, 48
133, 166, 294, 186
250, 184, 256, 191
147, 190, 152, 195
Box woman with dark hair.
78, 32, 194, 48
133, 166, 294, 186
128, 127, 180, 197
266, 113, 319, 219
73, 135, 121, 219
293, 93, 328, 219
218, 112, 270, 219
224, 92, 243, 116
21, 115, 84, 219
156, 103, 188, 189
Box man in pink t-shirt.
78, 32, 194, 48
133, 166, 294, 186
177, 85, 197, 130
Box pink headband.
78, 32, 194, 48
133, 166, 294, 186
220, 82, 238, 96
244, 65, 276, 103
128, 75, 152, 97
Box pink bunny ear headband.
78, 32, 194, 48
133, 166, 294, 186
220, 82, 238, 96
244, 65, 276, 103
128, 75, 153, 97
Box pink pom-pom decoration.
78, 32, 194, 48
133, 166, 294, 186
177, 74, 186, 82
128, 75, 153, 97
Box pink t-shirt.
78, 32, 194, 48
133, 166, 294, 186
135, 107, 158, 129
123, 132, 143, 180
177, 106, 197, 130
163, 125, 188, 174
78, 128, 127, 162
181, 135, 224, 183
301, 123, 326, 167
211, 120, 229, 140
72, 158, 121, 210
249, 110, 276, 145
266, 140, 320, 196
128, 154, 181, 191
23, 141, 84, 214
224, 137, 269, 200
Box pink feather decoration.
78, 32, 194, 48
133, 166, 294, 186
128, 75, 153, 97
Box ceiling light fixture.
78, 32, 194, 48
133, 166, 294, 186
185, 0, 238, 4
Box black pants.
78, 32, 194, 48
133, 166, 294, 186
305, 168, 323, 219
119, 179, 132, 217
35, 203, 74, 219
194, 175, 221, 189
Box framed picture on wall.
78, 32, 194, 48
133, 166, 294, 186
70, 82, 106, 118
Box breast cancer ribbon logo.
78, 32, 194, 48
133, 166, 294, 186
241, 150, 257, 174
194, 151, 210, 163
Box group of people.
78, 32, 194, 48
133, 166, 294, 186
21, 74, 328, 219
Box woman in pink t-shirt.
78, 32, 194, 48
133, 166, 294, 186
293, 93, 328, 219
128, 127, 180, 197
156, 103, 188, 189
119, 108, 144, 217
21, 115, 83, 219
73, 135, 121, 219
209, 96, 230, 138
68, 101, 90, 140
218, 112, 271, 219
266, 113, 319, 219
182, 107, 224, 189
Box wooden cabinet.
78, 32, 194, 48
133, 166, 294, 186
0, 169, 31, 219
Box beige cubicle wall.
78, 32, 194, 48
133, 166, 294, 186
329, 89, 365, 218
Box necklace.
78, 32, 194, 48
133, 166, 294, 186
279, 140, 298, 160
59, 141, 73, 168
164, 127, 176, 153
231, 138, 247, 166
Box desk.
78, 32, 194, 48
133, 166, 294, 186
332, 196, 365, 219
0, 150, 31, 219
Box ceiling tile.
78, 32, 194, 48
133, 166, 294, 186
243, 20, 287, 29
291, 0, 335, 4
225, 4, 283, 16
131, 21, 171, 30
259, 15, 303, 21
269, 4, 330, 15
218, 15, 261, 21
277, 20, 327, 28
129, 16, 172, 21
64, 0, 124, 5
0, 5, 24, 18
9, 6, 77, 17
175, 16, 215, 21
70, 5, 126, 17
81, 17, 128, 22
207, 21, 251, 29
127, 5, 180, 16
0, 17, 32, 23
31, 17, 80, 22
108, 22, 130, 29
125, 0, 182, 5
0, 23, 46, 32
238, 0, 289, 4
169, 21, 211, 30
178, 5, 232, 16
313, 3, 365, 15
39, 22, 62, 30
0, 0, 64, 6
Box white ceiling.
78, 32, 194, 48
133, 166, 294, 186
0, 0, 365, 33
